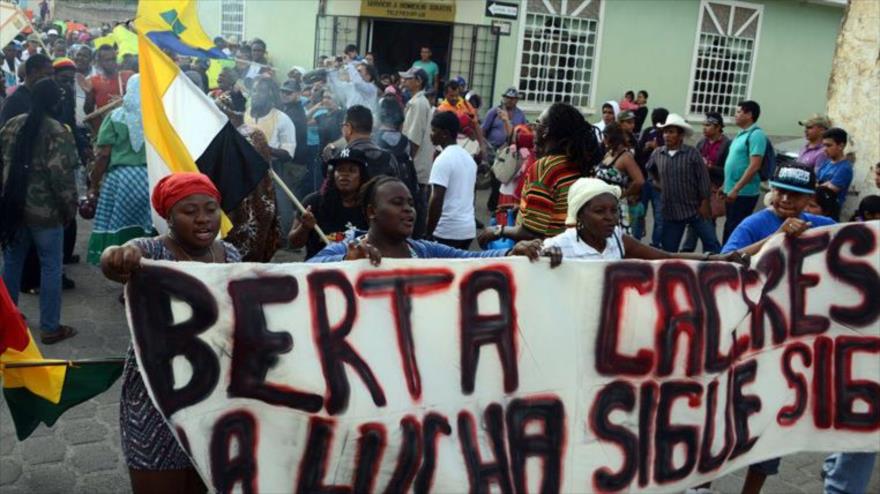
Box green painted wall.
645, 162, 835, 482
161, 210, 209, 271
591, 0, 842, 135
748, 1, 842, 135
592, 0, 700, 121
198, 0, 320, 77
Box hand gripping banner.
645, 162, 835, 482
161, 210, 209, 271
125, 222, 880, 493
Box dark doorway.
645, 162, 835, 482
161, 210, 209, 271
370, 20, 451, 82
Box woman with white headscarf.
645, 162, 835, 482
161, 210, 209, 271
543, 178, 747, 263
594, 100, 619, 131
86, 75, 155, 265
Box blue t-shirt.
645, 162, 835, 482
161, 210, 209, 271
723, 124, 767, 196
481, 106, 528, 148
816, 158, 853, 207
307, 108, 328, 147
721, 208, 836, 253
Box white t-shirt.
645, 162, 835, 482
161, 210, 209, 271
429, 144, 477, 240
542, 227, 626, 260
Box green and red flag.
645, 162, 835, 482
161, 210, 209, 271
0, 280, 123, 440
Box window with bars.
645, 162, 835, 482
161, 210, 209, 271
449, 24, 498, 113
517, 0, 601, 109
315, 16, 360, 66
220, 0, 245, 40
687, 0, 762, 118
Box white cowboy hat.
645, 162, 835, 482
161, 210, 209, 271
657, 113, 694, 136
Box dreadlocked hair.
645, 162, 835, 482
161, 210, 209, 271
0, 78, 63, 247
358, 175, 407, 219
542, 102, 601, 176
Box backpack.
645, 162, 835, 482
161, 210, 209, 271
374, 130, 420, 196
744, 128, 777, 181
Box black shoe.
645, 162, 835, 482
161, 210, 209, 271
63, 254, 80, 264
40, 325, 78, 345
62, 275, 75, 290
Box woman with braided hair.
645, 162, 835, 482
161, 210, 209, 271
478, 102, 601, 246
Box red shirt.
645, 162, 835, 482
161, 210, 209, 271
88, 70, 134, 109
700, 137, 724, 168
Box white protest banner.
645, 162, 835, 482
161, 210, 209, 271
125, 222, 880, 493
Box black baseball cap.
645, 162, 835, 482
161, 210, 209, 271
280, 79, 302, 93
327, 147, 369, 168
769, 163, 816, 195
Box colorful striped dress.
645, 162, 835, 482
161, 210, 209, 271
517, 154, 582, 237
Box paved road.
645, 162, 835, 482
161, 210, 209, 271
2, 214, 878, 493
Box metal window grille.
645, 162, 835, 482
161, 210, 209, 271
688, 1, 762, 118
450, 24, 498, 113
518, 0, 601, 109
220, 0, 245, 40
315, 16, 360, 66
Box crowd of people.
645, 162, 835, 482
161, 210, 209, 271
2, 16, 879, 494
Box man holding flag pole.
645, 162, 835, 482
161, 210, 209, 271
133, 0, 328, 245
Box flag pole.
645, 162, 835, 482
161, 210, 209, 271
82, 98, 123, 122
268, 169, 331, 245
2, 357, 126, 369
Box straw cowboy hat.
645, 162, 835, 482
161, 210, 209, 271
657, 113, 694, 136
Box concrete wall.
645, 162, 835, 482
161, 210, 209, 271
748, 0, 842, 135
826, 0, 880, 214
52, 1, 135, 27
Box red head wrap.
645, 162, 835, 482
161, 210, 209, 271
151, 172, 221, 219
514, 124, 534, 150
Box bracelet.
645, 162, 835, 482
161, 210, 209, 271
499, 225, 505, 237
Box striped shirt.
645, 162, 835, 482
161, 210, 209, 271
518, 155, 582, 237
646, 144, 710, 221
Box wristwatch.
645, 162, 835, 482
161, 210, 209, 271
495, 225, 505, 238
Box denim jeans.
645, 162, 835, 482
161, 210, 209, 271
823, 452, 877, 494
722, 194, 759, 245
2, 225, 64, 332
662, 216, 721, 253
680, 219, 718, 252
632, 181, 664, 247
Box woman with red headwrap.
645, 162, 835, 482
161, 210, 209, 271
100, 172, 240, 493
497, 124, 535, 210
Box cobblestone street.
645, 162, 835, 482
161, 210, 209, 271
1, 217, 878, 493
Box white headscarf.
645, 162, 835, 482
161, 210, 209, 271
109, 74, 144, 153
593, 100, 620, 132
565, 178, 621, 226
